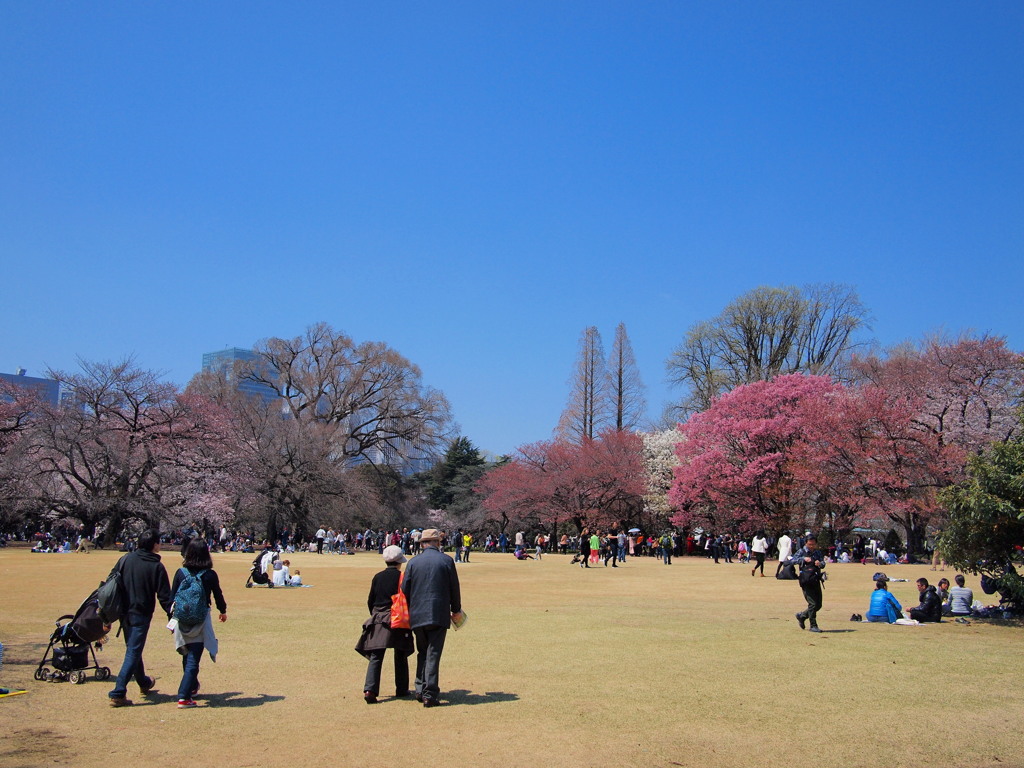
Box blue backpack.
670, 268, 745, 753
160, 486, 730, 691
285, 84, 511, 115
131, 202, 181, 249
173, 569, 209, 628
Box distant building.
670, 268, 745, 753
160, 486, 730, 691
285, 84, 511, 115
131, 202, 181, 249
0, 368, 61, 405
354, 438, 438, 476
201, 348, 278, 403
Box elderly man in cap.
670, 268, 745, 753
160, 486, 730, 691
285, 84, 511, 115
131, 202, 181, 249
401, 528, 463, 707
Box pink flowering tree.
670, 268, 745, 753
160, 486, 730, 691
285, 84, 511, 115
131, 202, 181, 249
669, 374, 840, 535
479, 430, 646, 536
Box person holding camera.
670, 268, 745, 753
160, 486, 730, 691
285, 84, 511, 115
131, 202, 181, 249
788, 533, 826, 633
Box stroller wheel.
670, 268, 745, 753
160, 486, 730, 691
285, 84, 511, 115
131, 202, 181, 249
97, 667, 111, 681
69, 670, 84, 684
34, 668, 45, 681
40, 666, 52, 681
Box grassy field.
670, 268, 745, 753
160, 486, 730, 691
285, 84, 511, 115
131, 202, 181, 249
1, 547, 1022, 768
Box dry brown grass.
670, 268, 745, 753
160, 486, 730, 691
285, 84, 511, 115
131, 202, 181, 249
1, 548, 1023, 768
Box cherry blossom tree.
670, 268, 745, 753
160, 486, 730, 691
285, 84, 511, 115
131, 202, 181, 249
0, 379, 41, 526
791, 384, 955, 551
851, 334, 1024, 453
478, 430, 646, 535
641, 428, 683, 524
25, 359, 242, 541
669, 374, 838, 534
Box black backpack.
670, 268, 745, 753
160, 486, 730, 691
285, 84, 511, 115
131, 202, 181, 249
96, 556, 127, 625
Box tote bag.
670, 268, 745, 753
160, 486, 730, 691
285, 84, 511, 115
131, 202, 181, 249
390, 572, 411, 629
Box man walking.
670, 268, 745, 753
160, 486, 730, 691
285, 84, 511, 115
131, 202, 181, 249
788, 533, 826, 633
402, 528, 463, 707
108, 529, 173, 707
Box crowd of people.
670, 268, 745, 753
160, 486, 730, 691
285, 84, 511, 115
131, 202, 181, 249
10, 516, 1012, 714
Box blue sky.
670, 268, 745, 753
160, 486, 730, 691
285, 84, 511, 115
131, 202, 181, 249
2, 3, 1021, 456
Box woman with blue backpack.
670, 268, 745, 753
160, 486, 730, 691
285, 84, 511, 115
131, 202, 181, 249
170, 539, 227, 709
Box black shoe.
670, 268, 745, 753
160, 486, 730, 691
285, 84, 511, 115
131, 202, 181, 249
415, 693, 424, 702
796, 613, 806, 630
364, 691, 378, 704
422, 698, 439, 708
809, 626, 823, 633
139, 677, 156, 695
395, 690, 411, 698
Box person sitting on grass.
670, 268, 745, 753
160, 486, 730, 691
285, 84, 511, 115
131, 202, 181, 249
272, 559, 291, 587
944, 574, 974, 617
908, 578, 943, 622
513, 549, 535, 561
865, 578, 903, 623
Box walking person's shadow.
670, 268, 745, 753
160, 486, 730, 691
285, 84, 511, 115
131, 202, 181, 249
141, 690, 284, 708
442, 689, 519, 706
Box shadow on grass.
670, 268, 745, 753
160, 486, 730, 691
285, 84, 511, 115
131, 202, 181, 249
444, 689, 519, 706
200, 691, 285, 708
139, 690, 284, 708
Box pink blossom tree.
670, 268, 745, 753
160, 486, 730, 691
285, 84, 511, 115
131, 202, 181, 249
478, 430, 646, 536
669, 374, 839, 535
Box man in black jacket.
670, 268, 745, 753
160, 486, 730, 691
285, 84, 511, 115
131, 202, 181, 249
402, 528, 463, 708
788, 534, 827, 633
908, 577, 943, 622
108, 529, 173, 707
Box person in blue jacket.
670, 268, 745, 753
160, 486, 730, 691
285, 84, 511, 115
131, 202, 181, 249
865, 578, 903, 623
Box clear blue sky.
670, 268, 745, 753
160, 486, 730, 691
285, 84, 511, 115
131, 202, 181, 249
2, 3, 1021, 456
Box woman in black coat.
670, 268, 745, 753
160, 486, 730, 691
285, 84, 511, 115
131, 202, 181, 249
355, 545, 414, 703
579, 527, 591, 568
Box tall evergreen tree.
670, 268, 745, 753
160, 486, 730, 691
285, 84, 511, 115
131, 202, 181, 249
557, 326, 609, 442
423, 436, 485, 509
607, 322, 646, 431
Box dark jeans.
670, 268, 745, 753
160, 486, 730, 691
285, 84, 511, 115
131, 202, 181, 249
413, 625, 448, 702
177, 642, 204, 700
753, 552, 765, 574
363, 649, 410, 697
799, 583, 824, 627
110, 612, 152, 699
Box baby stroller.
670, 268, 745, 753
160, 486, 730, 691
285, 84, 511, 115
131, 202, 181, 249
34, 589, 112, 684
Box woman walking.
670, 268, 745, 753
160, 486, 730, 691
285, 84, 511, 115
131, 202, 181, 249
589, 530, 601, 566
579, 528, 591, 568
170, 539, 227, 709
356, 545, 414, 703
751, 530, 769, 577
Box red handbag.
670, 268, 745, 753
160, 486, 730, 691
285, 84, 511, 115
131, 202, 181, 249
390, 572, 411, 629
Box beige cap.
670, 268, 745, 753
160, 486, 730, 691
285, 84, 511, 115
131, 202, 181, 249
420, 528, 442, 542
